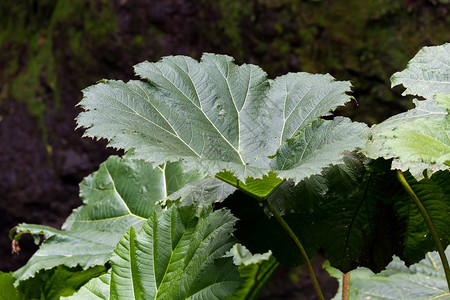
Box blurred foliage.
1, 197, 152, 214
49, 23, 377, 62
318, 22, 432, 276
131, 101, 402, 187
0, 0, 448, 135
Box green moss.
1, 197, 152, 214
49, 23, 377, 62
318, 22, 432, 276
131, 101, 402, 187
0, 0, 118, 152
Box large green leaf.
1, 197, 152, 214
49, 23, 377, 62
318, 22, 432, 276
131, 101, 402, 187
311, 158, 405, 272
395, 171, 450, 264
305, 160, 450, 272
326, 246, 450, 300
223, 153, 450, 273
365, 43, 450, 179
391, 43, 450, 100
228, 155, 405, 272
300, 160, 449, 272
67, 205, 242, 300
63, 155, 202, 231
13, 156, 229, 283
77, 54, 369, 184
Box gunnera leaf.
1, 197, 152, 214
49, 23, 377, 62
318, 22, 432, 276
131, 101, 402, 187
225, 154, 403, 271
326, 246, 450, 300
309, 156, 405, 273
226, 152, 449, 273
77, 54, 369, 185
13, 156, 232, 283
287, 157, 449, 272
66, 205, 241, 300
365, 43, 450, 179
395, 171, 450, 264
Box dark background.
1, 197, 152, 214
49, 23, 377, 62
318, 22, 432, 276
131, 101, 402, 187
0, 0, 448, 298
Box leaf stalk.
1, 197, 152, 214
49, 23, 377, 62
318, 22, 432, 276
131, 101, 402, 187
342, 272, 350, 300
397, 170, 450, 291
216, 174, 324, 299
262, 199, 325, 300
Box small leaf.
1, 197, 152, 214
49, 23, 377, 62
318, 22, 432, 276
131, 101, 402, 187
225, 244, 278, 300
226, 244, 273, 266
216, 171, 284, 200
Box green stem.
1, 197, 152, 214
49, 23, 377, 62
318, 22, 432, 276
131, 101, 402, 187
262, 199, 325, 300
397, 170, 450, 291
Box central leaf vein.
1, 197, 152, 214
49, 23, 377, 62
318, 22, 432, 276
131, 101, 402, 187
147, 66, 245, 164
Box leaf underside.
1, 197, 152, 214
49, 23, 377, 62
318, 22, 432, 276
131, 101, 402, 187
78, 53, 369, 183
